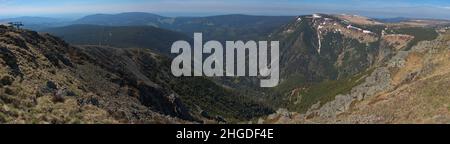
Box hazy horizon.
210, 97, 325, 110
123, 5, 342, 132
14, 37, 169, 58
0, 0, 450, 20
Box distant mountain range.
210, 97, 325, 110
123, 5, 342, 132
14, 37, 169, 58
72, 12, 167, 26
1, 12, 293, 41
43, 24, 191, 55
71, 12, 293, 41
37, 12, 294, 56
0, 16, 70, 30
375, 17, 413, 23
376, 17, 450, 23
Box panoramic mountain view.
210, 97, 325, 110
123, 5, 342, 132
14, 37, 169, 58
1, 0, 450, 125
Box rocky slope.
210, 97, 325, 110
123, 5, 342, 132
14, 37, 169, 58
0, 25, 272, 124
0, 25, 191, 123
259, 14, 450, 124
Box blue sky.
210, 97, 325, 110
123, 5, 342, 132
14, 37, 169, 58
0, 0, 449, 19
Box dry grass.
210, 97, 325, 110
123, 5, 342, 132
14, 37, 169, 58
391, 52, 423, 85
336, 14, 384, 25
334, 32, 450, 123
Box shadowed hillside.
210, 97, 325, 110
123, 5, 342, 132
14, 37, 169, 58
43, 25, 191, 55
72, 12, 294, 41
